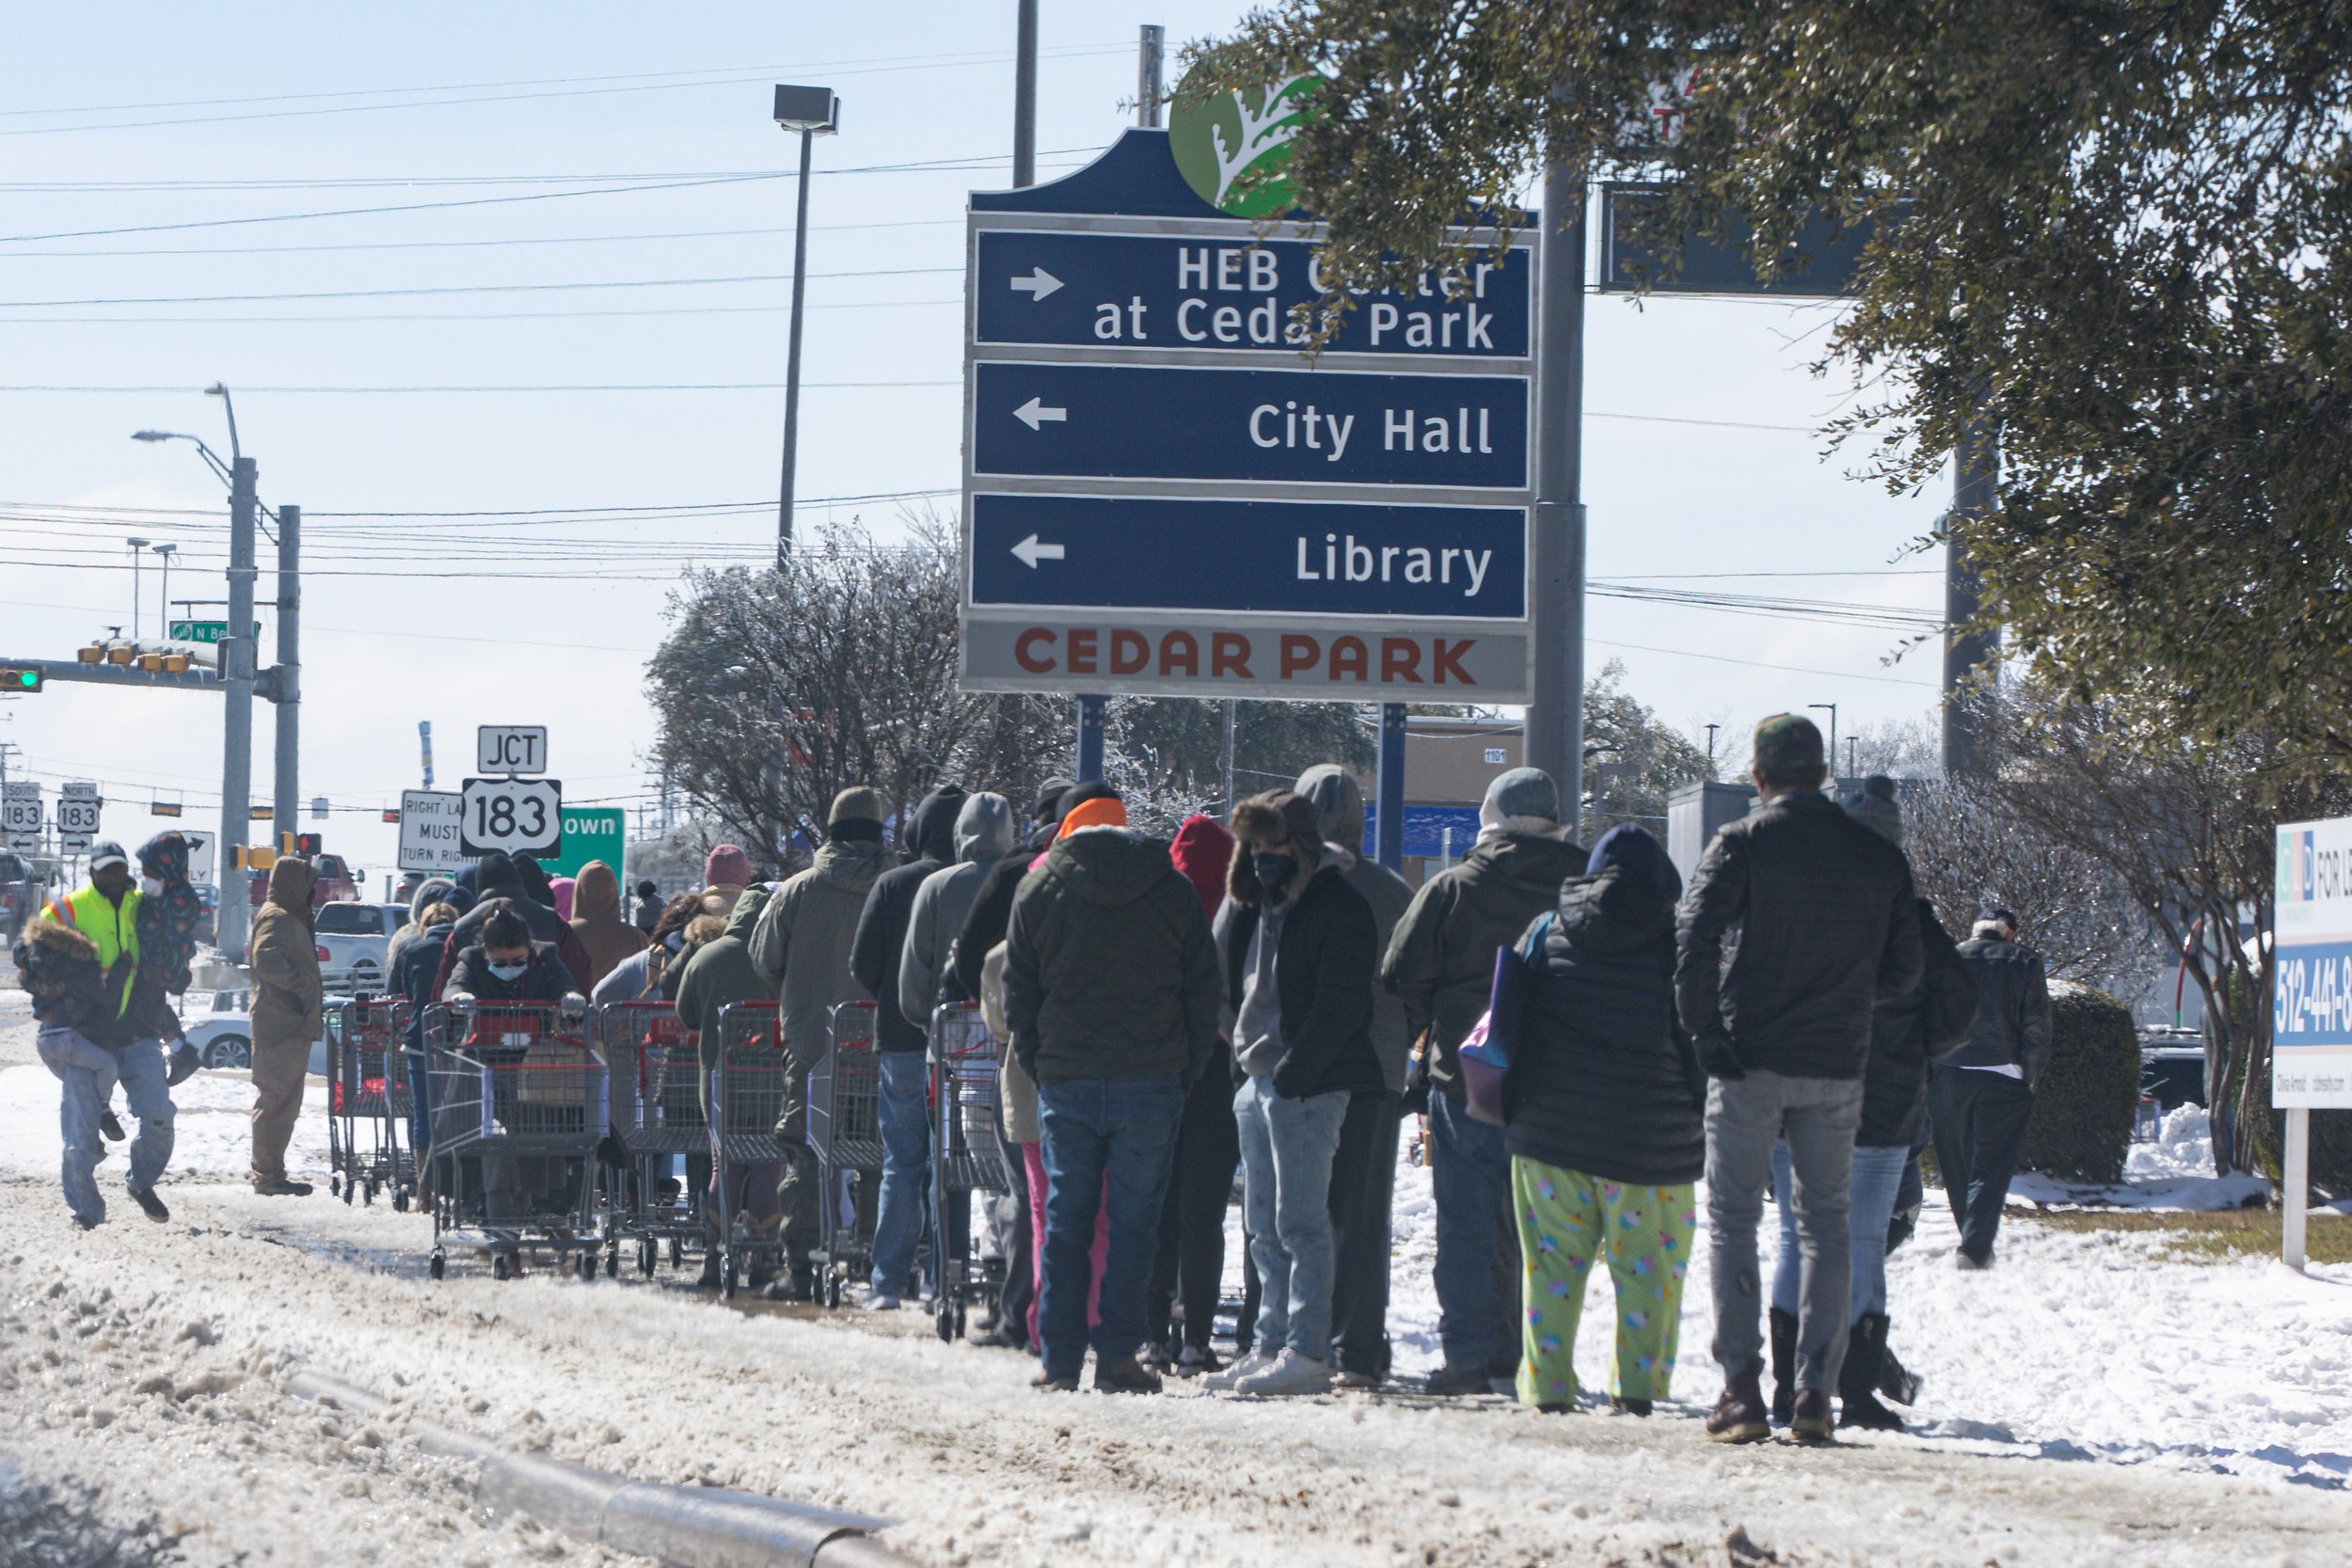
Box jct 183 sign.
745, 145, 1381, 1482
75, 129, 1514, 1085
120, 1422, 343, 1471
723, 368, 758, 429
458, 777, 562, 859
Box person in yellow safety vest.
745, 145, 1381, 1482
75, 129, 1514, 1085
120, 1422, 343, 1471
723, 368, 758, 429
31, 840, 177, 1228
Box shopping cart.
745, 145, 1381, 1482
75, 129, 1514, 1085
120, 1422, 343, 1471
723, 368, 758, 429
326, 995, 413, 1210
709, 1001, 801, 1299
928, 1001, 1014, 1342
596, 998, 708, 1278
421, 998, 608, 1283
808, 1000, 884, 1309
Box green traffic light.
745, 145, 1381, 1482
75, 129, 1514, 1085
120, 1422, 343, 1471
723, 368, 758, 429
7, 669, 36, 690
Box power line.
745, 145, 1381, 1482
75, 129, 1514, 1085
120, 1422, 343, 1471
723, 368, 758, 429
1591, 637, 1936, 688
0, 379, 959, 393
0, 300, 965, 326
0, 265, 961, 310
0, 216, 961, 261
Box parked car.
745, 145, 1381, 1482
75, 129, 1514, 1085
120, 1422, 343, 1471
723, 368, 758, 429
0, 850, 45, 946
315, 900, 405, 991
182, 988, 336, 1072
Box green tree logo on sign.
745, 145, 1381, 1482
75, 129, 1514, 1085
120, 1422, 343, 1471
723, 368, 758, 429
1169, 54, 1315, 217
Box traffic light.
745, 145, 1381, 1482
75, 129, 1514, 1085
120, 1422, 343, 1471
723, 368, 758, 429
231, 845, 278, 870
294, 832, 323, 855
0, 666, 40, 692
381, 809, 402, 823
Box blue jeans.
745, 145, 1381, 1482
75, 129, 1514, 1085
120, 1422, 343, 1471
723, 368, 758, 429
1771, 1141, 1908, 1321
869, 1052, 933, 1296
40, 1027, 174, 1225
1428, 1091, 1514, 1373
1233, 1075, 1349, 1362
1036, 1073, 1184, 1379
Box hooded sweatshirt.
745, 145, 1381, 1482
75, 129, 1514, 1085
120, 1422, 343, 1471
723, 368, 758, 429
431, 850, 595, 1000
248, 857, 323, 1053
386, 877, 458, 974
1002, 826, 1220, 1085
675, 886, 777, 1086
1295, 765, 1418, 1094
127, 831, 202, 1045
850, 784, 967, 1053
897, 791, 1016, 1029
748, 834, 892, 1065
566, 859, 648, 988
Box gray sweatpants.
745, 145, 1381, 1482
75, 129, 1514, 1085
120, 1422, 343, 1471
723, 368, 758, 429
1705, 1069, 1863, 1393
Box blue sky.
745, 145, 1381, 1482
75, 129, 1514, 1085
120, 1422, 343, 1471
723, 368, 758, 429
0, 3, 1945, 882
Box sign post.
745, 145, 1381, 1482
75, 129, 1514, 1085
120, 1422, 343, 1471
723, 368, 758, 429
2272, 815, 2352, 1271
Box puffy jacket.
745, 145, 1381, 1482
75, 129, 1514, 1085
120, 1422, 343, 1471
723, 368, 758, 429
898, 792, 1016, 1030
431, 854, 593, 998
444, 939, 574, 1004
1382, 829, 1587, 1099
1004, 828, 1220, 1085
1860, 900, 1980, 1146
1949, 932, 2054, 1087
249, 857, 323, 1052
13, 912, 115, 1038
675, 887, 777, 1076
566, 860, 648, 989
749, 836, 891, 1065
1297, 765, 1416, 1093
850, 785, 966, 1052
1675, 789, 1924, 1081
1505, 866, 1706, 1186
1218, 860, 1383, 1101
391, 918, 455, 1053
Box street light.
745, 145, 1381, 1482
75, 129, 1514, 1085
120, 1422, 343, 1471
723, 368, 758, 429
771, 83, 839, 564
125, 537, 149, 640
1807, 703, 1839, 787
152, 544, 178, 637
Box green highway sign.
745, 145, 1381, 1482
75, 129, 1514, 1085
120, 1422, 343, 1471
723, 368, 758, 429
543, 806, 626, 881
167, 620, 262, 643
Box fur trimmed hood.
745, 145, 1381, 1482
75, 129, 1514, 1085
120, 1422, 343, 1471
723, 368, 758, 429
1225, 791, 1324, 909
20, 911, 97, 962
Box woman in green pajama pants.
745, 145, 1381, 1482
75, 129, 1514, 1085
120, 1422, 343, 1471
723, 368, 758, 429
1501, 824, 1708, 1414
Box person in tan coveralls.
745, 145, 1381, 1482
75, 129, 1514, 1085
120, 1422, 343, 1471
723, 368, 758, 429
247, 856, 322, 1196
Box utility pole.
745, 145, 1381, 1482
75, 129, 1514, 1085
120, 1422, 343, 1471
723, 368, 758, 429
771, 85, 841, 562
1523, 154, 1588, 816
1135, 24, 1164, 127
220, 451, 257, 960
1219, 698, 1236, 816
1375, 705, 1406, 869
270, 504, 301, 849
1057, 4, 1111, 784
1942, 420, 2000, 776
1013, 0, 1039, 188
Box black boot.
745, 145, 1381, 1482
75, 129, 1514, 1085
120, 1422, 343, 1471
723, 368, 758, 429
1768, 1307, 1798, 1426
1877, 1333, 1922, 1406
1838, 1312, 1904, 1433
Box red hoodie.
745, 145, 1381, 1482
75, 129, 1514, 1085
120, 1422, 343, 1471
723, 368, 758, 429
1168, 814, 1234, 918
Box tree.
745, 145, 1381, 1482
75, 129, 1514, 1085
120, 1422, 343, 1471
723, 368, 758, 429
644, 521, 1068, 870
1107, 696, 1375, 834
1583, 659, 1712, 836
1211, 3, 2352, 769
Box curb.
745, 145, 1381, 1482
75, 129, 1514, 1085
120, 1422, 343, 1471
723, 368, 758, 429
287, 1371, 914, 1568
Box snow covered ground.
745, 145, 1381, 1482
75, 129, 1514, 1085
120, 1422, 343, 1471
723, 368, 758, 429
3, 994, 2349, 1566
2010, 1106, 2278, 1212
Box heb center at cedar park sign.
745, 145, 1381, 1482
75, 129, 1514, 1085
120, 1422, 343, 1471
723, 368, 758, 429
957, 60, 1536, 705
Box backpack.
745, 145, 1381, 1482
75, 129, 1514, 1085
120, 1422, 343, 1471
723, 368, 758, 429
1458, 912, 1555, 1126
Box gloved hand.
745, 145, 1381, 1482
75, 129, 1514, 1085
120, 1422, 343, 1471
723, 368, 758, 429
166, 1041, 202, 1085
1698, 1034, 1746, 1082
1270, 1053, 1313, 1101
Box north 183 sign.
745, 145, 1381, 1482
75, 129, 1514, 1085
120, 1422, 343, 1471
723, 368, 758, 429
458, 777, 562, 859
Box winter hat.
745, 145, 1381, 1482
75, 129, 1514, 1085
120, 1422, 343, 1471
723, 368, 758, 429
548, 876, 576, 922
703, 843, 753, 887
1479, 767, 1559, 830
1231, 789, 1321, 848
1585, 822, 1681, 904
1029, 776, 1077, 823
1057, 795, 1128, 838
1169, 814, 1235, 917
827, 788, 885, 829
1844, 774, 1904, 847
1751, 714, 1826, 785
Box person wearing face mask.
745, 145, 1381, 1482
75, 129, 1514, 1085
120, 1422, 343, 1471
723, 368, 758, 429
444, 900, 575, 1003
1204, 791, 1382, 1399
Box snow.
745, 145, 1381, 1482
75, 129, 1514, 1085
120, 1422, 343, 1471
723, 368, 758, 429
0, 1061, 334, 1183
2009, 1106, 2276, 1212
3, 1007, 2350, 1566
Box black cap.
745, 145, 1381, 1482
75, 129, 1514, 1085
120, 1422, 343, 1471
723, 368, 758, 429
1981, 907, 2018, 929
1030, 776, 1077, 822
88, 840, 130, 871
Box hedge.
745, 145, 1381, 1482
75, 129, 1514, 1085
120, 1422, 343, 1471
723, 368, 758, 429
2015, 985, 2141, 1182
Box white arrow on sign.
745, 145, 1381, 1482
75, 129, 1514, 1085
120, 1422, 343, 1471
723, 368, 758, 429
1008, 266, 1063, 301
1009, 533, 1066, 568
1012, 397, 1068, 431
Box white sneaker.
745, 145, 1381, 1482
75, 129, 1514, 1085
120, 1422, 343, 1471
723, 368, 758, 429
1234, 1348, 1334, 1398
1201, 1349, 1274, 1391
866, 1291, 902, 1310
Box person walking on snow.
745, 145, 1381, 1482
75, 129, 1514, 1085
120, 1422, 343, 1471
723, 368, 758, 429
1004, 789, 1219, 1394
1503, 824, 1705, 1417
851, 782, 968, 1307
248, 855, 324, 1197
1205, 791, 1382, 1398
1677, 715, 1923, 1444
1933, 908, 2052, 1270
1382, 767, 1586, 1396
14, 840, 176, 1227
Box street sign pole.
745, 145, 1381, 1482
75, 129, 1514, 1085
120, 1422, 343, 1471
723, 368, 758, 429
271, 503, 301, 853
1375, 704, 1406, 870
1943, 420, 2001, 776
1523, 154, 1587, 819
219, 452, 257, 960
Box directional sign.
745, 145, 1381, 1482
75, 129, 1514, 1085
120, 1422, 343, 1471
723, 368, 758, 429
459, 777, 562, 859
971, 493, 1527, 619
477, 724, 548, 775
959, 129, 1534, 703
542, 807, 626, 881
398, 789, 469, 874
167, 620, 259, 644
972, 361, 1528, 489
1, 784, 38, 837
974, 229, 1533, 358
55, 795, 101, 836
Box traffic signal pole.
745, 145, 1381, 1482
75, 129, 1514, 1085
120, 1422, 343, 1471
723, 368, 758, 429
219, 453, 257, 960
1523, 155, 1588, 825
271, 503, 300, 851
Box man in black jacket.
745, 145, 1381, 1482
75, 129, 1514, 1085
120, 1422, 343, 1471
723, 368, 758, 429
850, 782, 966, 1307
1004, 789, 1219, 1394
1677, 715, 1923, 1444
1382, 766, 1584, 1395
1205, 791, 1381, 1399
1933, 909, 2053, 1270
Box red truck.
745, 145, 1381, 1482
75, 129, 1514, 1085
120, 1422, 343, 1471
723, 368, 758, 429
245, 851, 362, 908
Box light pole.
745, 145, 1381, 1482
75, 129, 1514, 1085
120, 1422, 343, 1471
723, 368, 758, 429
151, 544, 177, 634
1808, 703, 1838, 785
125, 537, 149, 639
771, 84, 840, 563
134, 383, 258, 958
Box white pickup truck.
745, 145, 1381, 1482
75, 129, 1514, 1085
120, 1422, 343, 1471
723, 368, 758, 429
314, 901, 405, 992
